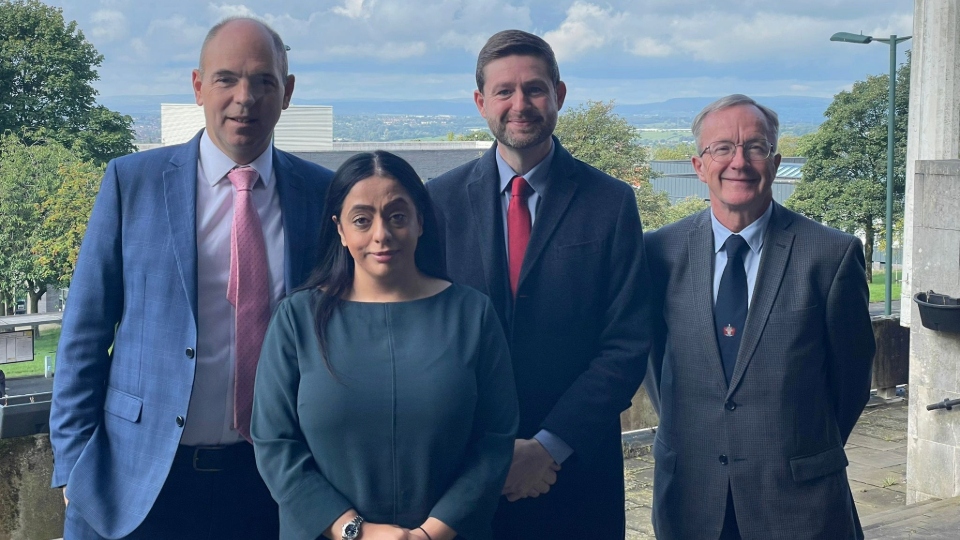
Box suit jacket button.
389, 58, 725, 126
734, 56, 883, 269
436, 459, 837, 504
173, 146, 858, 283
176, 416, 185, 427
185, 348, 195, 359
725, 400, 736, 411
719, 454, 728, 465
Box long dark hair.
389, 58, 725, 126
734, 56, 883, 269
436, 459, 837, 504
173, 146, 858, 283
300, 150, 447, 371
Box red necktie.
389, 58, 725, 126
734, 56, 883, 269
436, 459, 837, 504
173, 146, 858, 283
226, 166, 271, 442
508, 175, 532, 297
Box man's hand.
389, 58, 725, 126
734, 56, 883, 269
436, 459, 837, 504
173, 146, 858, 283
62, 487, 69, 507
501, 438, 561, 502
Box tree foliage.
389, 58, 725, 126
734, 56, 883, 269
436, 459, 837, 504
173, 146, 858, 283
786, 58, 909, 282
554, 100, 667, 226
0, 133, 101, 312
650, 142, 697, 161
0, 0, 134, 165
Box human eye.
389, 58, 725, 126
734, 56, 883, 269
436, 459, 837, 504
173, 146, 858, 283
711, 142, 734, 157
351, 215, 371, 228
389, 213, 408, 226
745, 141, 770, 159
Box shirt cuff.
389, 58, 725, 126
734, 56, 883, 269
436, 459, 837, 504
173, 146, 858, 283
534, 429, 574, 464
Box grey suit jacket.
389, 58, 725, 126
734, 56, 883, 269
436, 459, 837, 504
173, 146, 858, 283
646, 203, 875, 540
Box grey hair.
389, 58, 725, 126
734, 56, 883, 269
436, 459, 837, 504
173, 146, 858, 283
692, 94, 779, 153
199, 17, 288, 79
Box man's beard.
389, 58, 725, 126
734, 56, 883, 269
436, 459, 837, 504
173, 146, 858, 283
489, 114, 555, 150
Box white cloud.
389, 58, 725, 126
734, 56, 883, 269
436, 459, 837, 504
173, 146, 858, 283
628, 37, 672, 58
207, 3, 259, 19
332, 0, 370, 20
90, 9, 127, 42
543, 2, 621, 61
324, 41, 427, 61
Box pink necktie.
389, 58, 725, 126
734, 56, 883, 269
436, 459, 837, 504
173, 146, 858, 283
226, 166, 270, 443
508, 176, 532, 297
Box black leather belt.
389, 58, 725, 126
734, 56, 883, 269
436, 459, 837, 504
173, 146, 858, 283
174, 443, 253, 472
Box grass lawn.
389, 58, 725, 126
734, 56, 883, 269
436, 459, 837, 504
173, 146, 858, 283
1, 325, 60, 378
869, 270, 902, 304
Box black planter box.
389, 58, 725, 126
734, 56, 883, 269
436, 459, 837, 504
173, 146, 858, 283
914, 291, 960, 333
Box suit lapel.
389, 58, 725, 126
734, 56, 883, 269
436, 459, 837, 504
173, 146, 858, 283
162, 134, 201, 324
519, 141, 577, 291
689, 211, 727, 383
274, 149, 310, 292
728, 203, 795, 394
466, 147, 511, 322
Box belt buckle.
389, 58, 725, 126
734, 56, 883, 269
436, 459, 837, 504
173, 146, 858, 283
192, 446, 225, 472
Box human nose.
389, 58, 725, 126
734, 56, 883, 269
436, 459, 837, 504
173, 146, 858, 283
234, 79, 257, 106
371, 217, 392, 243
727, 144, 749, 167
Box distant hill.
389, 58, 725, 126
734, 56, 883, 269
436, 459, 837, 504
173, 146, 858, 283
103, 94, 830, 142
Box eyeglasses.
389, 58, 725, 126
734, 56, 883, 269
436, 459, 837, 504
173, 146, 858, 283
698, 140, 774, 162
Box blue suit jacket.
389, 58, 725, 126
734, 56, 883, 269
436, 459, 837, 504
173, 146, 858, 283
49, 131, 333, 538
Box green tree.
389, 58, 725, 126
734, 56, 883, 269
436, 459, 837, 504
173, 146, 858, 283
776, 134, 809, 157
786, 59, 909, 282
455, 130, 493, 142
651, 142, 697, 161
0, 133, 100, 312
0, 0, 134, 165
555, 100, 665, 226
665, 195, 710, 224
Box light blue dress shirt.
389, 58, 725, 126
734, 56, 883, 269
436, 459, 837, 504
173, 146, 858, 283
710, 202, 774, 306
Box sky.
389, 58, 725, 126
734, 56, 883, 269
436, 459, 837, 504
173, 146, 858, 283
43, 0, 915, 105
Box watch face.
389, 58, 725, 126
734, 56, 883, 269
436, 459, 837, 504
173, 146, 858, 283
344, 523, 359, 539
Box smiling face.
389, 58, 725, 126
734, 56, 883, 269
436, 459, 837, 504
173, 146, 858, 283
692, 104, 781, 232
474, 54, 566, 161
192, 19, 294, 165
335, 175, 423, 290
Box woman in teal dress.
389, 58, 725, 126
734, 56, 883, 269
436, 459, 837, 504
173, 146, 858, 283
251, 150, 518, 540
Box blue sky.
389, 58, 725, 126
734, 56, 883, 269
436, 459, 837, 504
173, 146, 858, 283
45, 0, 914, 104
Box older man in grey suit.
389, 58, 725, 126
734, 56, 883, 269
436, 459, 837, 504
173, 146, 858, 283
646, 94, 876, 540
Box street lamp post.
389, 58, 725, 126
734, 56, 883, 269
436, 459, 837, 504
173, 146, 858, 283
830, 31, 911, 316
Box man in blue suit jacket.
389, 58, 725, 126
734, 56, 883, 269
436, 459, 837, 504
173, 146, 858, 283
49, 18, 332, 539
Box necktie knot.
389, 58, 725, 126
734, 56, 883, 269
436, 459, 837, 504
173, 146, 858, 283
724, 234, 748, 260
228, 166, 259, 192
511, 175, 531, 199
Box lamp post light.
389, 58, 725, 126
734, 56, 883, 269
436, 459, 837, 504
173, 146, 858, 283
830, 31, 911, 316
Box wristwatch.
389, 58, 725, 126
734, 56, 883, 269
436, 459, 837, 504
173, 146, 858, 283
341, 515, 363, 540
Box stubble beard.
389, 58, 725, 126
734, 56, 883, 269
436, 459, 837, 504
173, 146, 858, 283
489, 114, 556, 151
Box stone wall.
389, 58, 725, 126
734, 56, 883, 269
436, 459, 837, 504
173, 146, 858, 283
907, 159, 960, 503
0, 435, 64, 540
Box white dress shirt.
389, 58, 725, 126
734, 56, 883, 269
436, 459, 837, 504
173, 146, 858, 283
180, 132, 286, 446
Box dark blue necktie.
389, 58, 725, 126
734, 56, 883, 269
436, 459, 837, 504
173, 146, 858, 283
715, 234, 749, 385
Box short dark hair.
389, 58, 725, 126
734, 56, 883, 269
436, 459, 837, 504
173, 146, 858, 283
301, 151, 446, 373
199, 17, 289, 79
476, 29, 560, 92
692, 94, 780, 153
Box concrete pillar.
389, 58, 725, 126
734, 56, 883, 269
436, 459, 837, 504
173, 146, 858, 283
906, 159, 960, 503
901, 0, 960, 327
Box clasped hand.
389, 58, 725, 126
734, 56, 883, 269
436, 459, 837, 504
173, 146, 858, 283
501, 438, 561, 502
353, 523, 430, 539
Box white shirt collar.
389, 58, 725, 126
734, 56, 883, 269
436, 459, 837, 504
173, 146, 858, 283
198, 130, 274, 188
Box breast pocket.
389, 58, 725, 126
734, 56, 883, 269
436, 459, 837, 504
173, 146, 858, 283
553, 239, 602, 259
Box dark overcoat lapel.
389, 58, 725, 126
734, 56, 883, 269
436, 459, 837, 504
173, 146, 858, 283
466, 149, 512, 325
